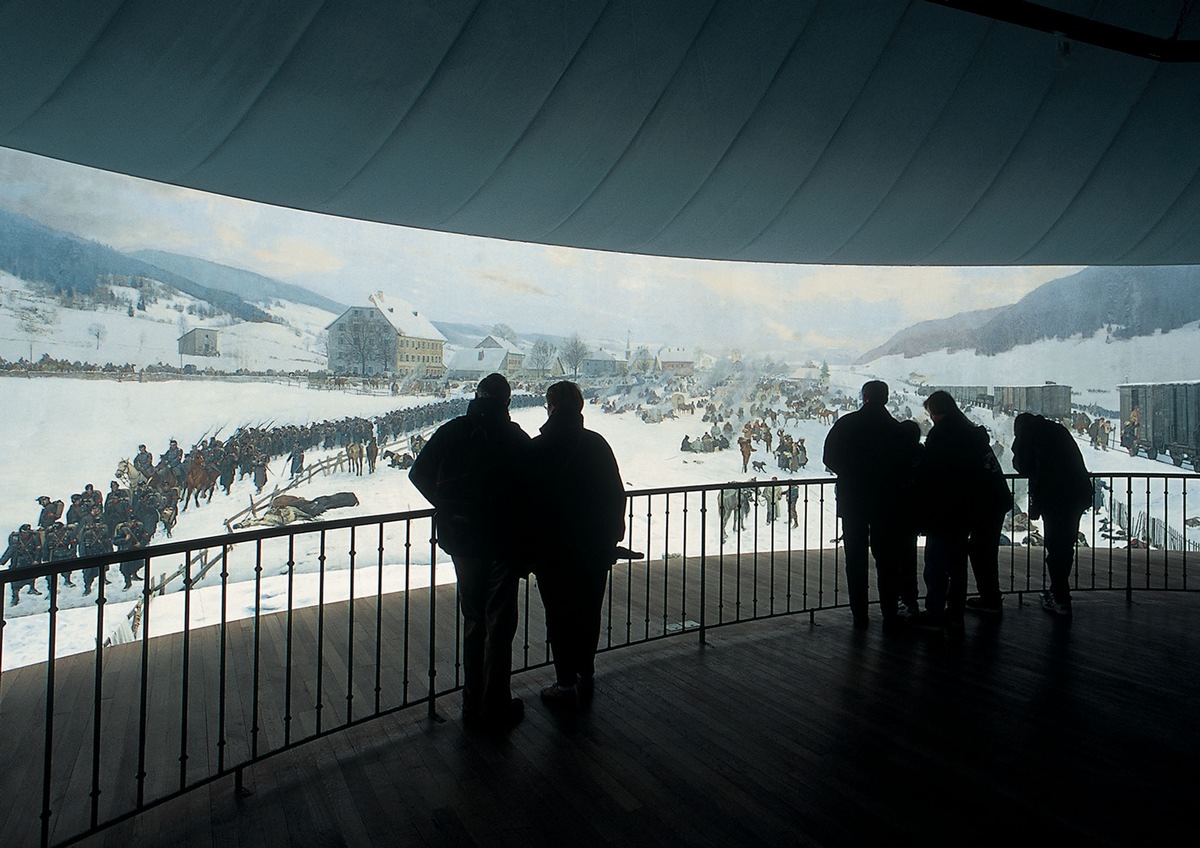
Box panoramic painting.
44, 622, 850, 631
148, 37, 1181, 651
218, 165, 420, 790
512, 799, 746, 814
1, 146, 1197, 666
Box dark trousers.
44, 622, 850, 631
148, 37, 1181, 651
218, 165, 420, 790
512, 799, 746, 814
453, 555, 519, 719
968, 509, 1007, 604
841, 515, 902, 621
924, 530, 970, 618
1042, 509, 1083, 604
537, 560, 610, 686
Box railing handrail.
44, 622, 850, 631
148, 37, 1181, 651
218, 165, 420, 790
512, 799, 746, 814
3, 469, 1197, 586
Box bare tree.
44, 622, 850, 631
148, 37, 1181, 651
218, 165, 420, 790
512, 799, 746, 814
528, 338, 556, 376
561, 333, 589, 379
337, 318, 392, 376
88, 322, 106, 350
491, 323, 518, 345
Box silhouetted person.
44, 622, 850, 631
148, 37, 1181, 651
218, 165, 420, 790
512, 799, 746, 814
966, 423, 1014, 617
1012, 413, 1093, 617
530, 381, 626, 709
915, 392, 980, 629
822, 380, 906, 629
409, 373, 530, 730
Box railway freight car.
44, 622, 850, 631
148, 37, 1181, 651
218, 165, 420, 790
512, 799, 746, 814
1118, 382, 1200, 468
932, 386, 989, 408
994, 383, 1072, 420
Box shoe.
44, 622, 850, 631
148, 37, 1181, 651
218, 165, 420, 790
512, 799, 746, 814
965, 597, 1003, 616
1040, 591, 1073, 618
540, 684, 579, 710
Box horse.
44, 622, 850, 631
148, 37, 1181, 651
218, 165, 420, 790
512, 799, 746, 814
115, 458, 149, 489
181, 455, 220, 511
816, 408, 837, 425
346, 442, 364, 476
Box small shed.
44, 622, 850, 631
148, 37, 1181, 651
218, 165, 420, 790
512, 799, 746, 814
178, 328, 219, 357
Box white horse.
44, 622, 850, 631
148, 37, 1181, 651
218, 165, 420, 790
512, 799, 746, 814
115, 458, 150, 488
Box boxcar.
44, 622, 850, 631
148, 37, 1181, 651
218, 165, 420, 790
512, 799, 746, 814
994, 384, 1072, 420
1119, 382, 1200, 467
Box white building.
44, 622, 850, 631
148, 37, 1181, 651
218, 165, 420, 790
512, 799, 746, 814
326, 292, 446, 377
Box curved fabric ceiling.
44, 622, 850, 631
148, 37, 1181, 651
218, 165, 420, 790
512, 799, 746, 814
2, 0, 1200, 265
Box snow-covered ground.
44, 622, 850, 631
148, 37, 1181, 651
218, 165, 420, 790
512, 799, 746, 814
2, 367, 1197, 669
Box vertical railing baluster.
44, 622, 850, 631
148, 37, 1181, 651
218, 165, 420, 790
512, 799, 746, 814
347, 526, 356, 724
136, 555, 151, 807
803, 483, 810, 612
662, 493, 669, 637
375, 522, 384, 716
681, 492, 689, 632
316, 531, 327, 733
645, 494, 652, 640
699, 490, 707, 644
785, 482, 793, 614
40, 576, 59, 848
252, 539, 263, 759
427, 531, 438, 718
180, 551, 192, 789
217, 543, 229, 773
818, 482, 825, 610
1163, 477, 1170, 590
1146, 476, 1153, 589
284, 536, 295, 746
1183, 480, 1189, 590
751, 484, 759, 620
89, 572, 105, 829
402, 521, 411, 704
1126, 477, 1134, 602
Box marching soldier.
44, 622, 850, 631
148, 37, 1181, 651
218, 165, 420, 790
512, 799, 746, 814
45, 521, 79, 587
2, 524, 44, 604
79, 508, 112, 596
113, 521, 150, 591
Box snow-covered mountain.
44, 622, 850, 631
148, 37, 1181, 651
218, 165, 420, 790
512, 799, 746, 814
858, 265, 1200, 363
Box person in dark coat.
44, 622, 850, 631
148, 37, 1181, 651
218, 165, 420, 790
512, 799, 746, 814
917, 391, 996, 629
529, 381, 626, 709
822, 380, 907, 629
1012, 413, 1093, 617
966, 428, 1014, 617
409, 373, 531, 731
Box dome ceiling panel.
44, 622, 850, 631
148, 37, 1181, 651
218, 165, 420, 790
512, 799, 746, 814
0, 0, 1199, 265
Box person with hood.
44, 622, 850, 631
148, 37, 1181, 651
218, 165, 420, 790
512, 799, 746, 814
529, 381, 626, 710
1012, 412, 1093, 617
409, 373, 531, 731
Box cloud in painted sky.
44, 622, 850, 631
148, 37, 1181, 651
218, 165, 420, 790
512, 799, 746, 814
0, 147, 1087, 360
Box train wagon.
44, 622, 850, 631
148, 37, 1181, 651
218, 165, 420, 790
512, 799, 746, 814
1118, 382, 1200, 467
994, 383, 1072, 420
932, 386, 989, 408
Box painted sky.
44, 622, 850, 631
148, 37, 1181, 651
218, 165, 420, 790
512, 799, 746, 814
0, 147, 1080, 360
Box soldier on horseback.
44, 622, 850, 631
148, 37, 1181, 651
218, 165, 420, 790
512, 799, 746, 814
161, 439, 184, 481
133, 444, 155, 480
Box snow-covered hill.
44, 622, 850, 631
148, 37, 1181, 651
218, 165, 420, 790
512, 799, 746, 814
0, 271, 335, 371
855, 322, 1200, 410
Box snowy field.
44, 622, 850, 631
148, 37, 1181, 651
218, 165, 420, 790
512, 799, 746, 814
2, 369, 1197, 669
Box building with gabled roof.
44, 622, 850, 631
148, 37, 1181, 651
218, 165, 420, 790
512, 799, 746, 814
326, 292, 446, 377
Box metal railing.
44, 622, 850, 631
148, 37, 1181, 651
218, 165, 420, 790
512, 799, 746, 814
0, 471, 1195, 846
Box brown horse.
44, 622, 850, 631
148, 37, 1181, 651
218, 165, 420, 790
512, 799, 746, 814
346, 442, 364, 476
182, 455, 220, 511
816, 408, 837, 425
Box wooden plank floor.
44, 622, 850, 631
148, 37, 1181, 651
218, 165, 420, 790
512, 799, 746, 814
1, 547, 1197, 847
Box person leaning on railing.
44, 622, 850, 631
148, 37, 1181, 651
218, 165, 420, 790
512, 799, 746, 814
1012, 413, 1093, 618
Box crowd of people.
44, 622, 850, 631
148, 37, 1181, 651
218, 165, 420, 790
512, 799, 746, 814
823, 380, 1094, 632
1, 392, 546, 606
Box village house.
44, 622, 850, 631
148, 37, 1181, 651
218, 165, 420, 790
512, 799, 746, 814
326, 292, 445, 378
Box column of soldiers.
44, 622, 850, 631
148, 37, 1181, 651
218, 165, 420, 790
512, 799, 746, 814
2, 394, 546, 605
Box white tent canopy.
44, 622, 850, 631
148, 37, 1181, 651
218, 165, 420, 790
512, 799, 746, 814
3, 0, 1200, 266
